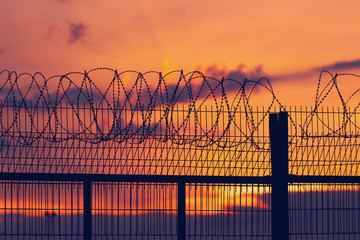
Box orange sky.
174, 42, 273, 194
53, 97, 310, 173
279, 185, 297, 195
1, 1, 360, 177
2, 0, 360, 106
2, 1, 360, 226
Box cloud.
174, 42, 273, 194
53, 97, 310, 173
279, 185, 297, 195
47, 86, 104, 105
200, 59, 360, 85
140, 64, 269, 105
197, 63, 268, 95
200, 64, 265, 81
315, 59, 360, 72
68, 22, 88, 44
0, 49, 4, 54
228, 65, 264, 80
273, 59, 360, 82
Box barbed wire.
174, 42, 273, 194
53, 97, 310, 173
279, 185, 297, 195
0, 68, 359, 148
300, 71, 360, 138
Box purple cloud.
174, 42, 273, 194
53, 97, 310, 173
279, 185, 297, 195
202, 64, 265, 81
271, 59, 360, 83
315, 59, 360, 72
68, 22, 88, 44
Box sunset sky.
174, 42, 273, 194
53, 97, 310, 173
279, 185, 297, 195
2, 0, 360, 106
1, 2, 360, 234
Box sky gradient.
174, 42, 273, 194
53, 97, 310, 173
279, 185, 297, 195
2, 0, 360, 105
1, 2, 360, 236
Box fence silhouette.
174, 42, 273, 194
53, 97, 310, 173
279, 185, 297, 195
0, 69, 359, 239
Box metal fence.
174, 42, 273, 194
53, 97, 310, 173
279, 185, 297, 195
0, 69, 359, 239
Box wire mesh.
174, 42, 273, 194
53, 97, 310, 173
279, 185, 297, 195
0, 181, 84, 240
289, 183, 360, 240
288, 107, 360, 176
92, 182, 178, 239
0, 102, 271, 176
186, 183, 271, 240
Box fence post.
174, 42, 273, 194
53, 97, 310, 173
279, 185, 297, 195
84, 181, 92, 240
269, 112, 289, 240
178, 181, 186, 240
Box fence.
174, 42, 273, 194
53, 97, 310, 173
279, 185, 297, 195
0, 69, 359, 239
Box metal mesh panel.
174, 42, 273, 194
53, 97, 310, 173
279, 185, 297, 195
92, 182, 178, 239
0, 103, 271, 177
288, 107, 360, 176
0, 181, 84, 239
186, 183, 271, 240
289, 183, 360, 240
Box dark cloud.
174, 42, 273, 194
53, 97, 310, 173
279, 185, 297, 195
203, 64, 265, 81
315, 59, 360, 72
68, 22, 88, 44
47, 87, 104, 104
202, 59, 360, 85
164, 83, 197, 103
0, 49, 4, 54
134, 64, 268, 105
200, 64, 268, 95
204, 65, 226, 80
272, 69, 315, 82
273, 59, 360, 82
